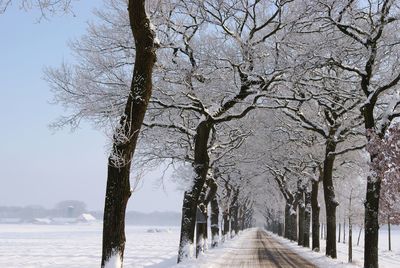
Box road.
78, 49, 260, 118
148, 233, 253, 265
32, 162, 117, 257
205, 228, 316, 268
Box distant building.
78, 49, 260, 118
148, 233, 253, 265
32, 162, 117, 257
77, 213, 96, 223
32, 218, 52, 224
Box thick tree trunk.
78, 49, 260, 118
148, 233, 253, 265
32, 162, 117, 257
222, 211, 229, 241
210, 195, 219, 248
101, 1, 157, 267
304, 191, 311, 248
177, 120, 212, 263
290, 207, 298, 241
364, 176, 381, 268
363, 106, 382, 268
322, 139, 338, 258
311, 178, 320, 251
196, 187, 208, 257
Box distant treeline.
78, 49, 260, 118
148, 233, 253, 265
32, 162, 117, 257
91, 210, 181, 226
0, 202, 181, 226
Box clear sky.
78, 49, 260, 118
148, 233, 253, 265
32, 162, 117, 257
0, 1, 182, 212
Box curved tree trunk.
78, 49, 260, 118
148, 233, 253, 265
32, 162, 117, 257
322, 139, 338, 258
101, 1, 157, 267
177, 120, 212, 263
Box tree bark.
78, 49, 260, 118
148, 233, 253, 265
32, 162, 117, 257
196, 186, 208, 257
298, 198, 305, 246
311, 178, 320, 251
222, 210, 229, 241
210, 195, 219, 248
388, 215, 391, 251
364, 175, 381, 268
322, 138, 338, 258
177, 120, 212, 263
101, 1, 157, 267
349, 217, 352, 263
304, 191, 311, 248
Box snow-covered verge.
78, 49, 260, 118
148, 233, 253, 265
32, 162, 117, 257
268, 226, 400, 268
0, 224, 179, 268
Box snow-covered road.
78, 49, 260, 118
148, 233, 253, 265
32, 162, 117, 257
176, 228, 315, 267
213, 229, 315, 267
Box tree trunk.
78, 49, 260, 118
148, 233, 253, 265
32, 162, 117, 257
222, 211, 229, 241
388, 215, 391, 251
338, 223, 341, 243
364, 176, 381, 268
101, 1, 157, 267
304, 191, 311, 248
196, 187, 208, 257
349, 217, 352, 263
210, 195, 219, 248
284, 203, 291, 239
343, 219, 346, 244
195, 222, 206, 258
322, 139, 338, 258
311, 179, 320, 251
357, 225, 362, 246
290, 206, 298, 241
298, 200, 305, 246
177, 120, 212, 263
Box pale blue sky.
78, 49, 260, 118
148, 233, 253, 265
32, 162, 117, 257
0, 1, 182, 212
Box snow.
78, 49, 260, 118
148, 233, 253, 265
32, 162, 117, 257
0, 224, 179, 268
104, 249, 121, 268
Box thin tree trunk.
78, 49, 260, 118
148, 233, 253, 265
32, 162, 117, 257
304, 191, 311, 248
343, 219, 346, 244
388, 215, 391, 251
311, 178, 320, 251
338, 223, 341, 243
177, 120, 212, 263
298, 200, 305, 246
349, 217, 352, 263
101, 1, 157, 267
357, 225, 363, 246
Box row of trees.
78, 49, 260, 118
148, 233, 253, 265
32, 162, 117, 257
6, 0, 399, 267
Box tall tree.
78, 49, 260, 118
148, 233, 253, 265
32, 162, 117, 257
100, 0, 158, 267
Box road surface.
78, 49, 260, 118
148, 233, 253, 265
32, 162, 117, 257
206, 228, 316, 267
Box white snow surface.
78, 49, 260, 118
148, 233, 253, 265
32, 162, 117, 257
104, 250, 121, 268
0, 223, 179, 268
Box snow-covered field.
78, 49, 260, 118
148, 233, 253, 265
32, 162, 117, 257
0, 224, 179, 268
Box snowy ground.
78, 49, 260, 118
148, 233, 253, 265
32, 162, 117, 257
0, 224, 179, 268
1, 224, 399, 267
